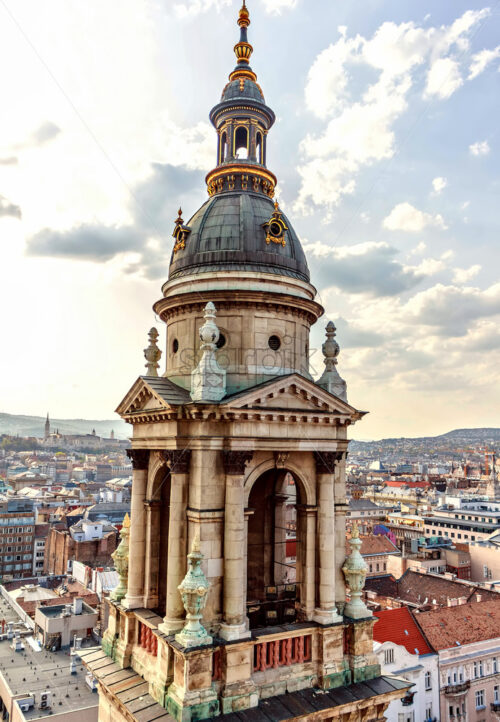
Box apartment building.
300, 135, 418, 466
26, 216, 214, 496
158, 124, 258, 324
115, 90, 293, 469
417, 600, 500, 722
0, 498, 35, 580
424, 500, 500, 543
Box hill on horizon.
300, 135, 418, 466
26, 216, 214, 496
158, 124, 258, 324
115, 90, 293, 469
0, 412, 129, 440
1, 413, 497, 448
350, 427, 500, 453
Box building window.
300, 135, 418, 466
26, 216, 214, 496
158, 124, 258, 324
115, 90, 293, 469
425, 705, 432, 721
425, 671, 432, 690
494, 657, 498, 674
384, 648, 394, 665
475, 689, 485, 709
398, 713, 414, 722
494, 685, 499, 703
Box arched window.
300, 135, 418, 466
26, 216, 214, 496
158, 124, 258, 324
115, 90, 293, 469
220, 131, 228, 163
247, 471, 301, 629
256, 132, 263, 164
234, 126, 249, 159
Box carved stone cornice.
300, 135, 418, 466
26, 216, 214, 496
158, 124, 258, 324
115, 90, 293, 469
314, 451, 344, 475
126, 449, 149, 471
223, 450, 253, 475
162, 449, 192, 475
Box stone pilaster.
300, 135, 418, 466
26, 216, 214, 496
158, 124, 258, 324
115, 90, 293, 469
219, 450, 252, 641
297, 505, 316, 620
143, 499, 161, 608
160, 450, 191, 635
313, 452, 343, 625
166, 647, 219, 722
344, 617, 381, 684
123, 450, 149, 610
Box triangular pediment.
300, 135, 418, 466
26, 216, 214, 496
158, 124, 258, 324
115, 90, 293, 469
115, 376, 191, 418
221, 374, 364, 419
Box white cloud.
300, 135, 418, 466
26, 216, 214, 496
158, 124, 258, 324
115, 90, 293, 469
468, 46, 500, 79
174, 0, 297, 18
469, 140, 490, 156
383, 202, 447, 232
432, 176, 447, 194
263, 0, 298, 15
409, 241, 427, 256
174, 0, 231, 18
425, 57, 463, 99
404, 282, 500, 335
296, 9, 493, 213
453, 265, 481, 283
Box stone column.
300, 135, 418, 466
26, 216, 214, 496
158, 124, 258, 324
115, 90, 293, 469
160, 450, 191, 635
123, 450, 149, 610
313, 452, 343, 625
334, 451, 347, 609
219, 450, 252, 641
143, 500, 161, 608
297, 505, 316, 620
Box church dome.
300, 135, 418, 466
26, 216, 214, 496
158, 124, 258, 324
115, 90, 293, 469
221, 77, 265, 103
169, 192, 310, 282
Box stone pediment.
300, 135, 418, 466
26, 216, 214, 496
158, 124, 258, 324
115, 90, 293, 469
116, 376, 191, 418
221, 373, 364, 420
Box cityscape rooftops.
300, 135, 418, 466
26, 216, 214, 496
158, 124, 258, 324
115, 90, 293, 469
373, 607, 433, 656
416, 599, 500, 649
0, 618, 98, 721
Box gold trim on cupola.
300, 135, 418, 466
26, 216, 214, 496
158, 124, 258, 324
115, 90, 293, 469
262, 201, 288, 247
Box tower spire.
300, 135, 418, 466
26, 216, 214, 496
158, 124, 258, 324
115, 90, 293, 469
231, 0, 256, 82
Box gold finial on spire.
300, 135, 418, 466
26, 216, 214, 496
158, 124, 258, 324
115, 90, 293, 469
238, 0, 250, 28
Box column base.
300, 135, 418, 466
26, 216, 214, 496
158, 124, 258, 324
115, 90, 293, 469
159, 618, 185, 636
218, 622, 251, 642
313, 607, 343, 626
122, 594, 144, 610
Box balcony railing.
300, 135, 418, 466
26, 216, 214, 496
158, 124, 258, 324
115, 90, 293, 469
443, 680, 470, 695
253, 634, 312, 672
491, 701, 500, 712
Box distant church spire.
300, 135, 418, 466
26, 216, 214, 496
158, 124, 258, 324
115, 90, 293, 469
44, 412, 50, 439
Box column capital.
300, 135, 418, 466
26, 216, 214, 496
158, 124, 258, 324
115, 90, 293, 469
143, 499, 162, 509
162, 449, 192, 474
223, 450, 253, 475
127, 449, 149, 471
314, 451, 344, 475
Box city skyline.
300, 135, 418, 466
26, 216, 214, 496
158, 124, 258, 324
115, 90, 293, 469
1, 0, 499, 439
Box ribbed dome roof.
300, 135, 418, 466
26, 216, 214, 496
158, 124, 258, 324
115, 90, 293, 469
221, 77, 264, 103
169, 192, 310, 282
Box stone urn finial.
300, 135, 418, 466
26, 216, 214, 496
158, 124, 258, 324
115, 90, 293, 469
342, 522, 372, 620
317, 321, 347, 402
175, 534, 212, 648
144, 327, 162, 377
190, 302, 226, 403
111, 513, 130, 602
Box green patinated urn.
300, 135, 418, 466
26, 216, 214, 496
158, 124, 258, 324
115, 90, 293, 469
111, 513, 130, 602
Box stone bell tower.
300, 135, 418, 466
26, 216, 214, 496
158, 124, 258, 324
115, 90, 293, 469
82, 4, 409, 721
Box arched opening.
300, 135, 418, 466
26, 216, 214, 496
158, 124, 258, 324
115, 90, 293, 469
256, 132, 263, 164
220, 131, 228, 164
246, 469, 301, 629
234, 126, 249, 159
145, 467, 171, 613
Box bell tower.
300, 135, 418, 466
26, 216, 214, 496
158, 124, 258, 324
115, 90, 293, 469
82, 4, 410, 721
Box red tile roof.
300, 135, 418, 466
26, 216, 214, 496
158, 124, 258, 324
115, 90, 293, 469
385, 481, 430, 488
416, 599, 500, 650
374, 607, 433, 656
359, 534, 400, 556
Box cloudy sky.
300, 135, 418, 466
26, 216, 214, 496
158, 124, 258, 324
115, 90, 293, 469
1, 0, 499, 439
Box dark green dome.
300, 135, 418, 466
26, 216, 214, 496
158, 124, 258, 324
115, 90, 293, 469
221, 77, 265, 103
169, 192, 310, 282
